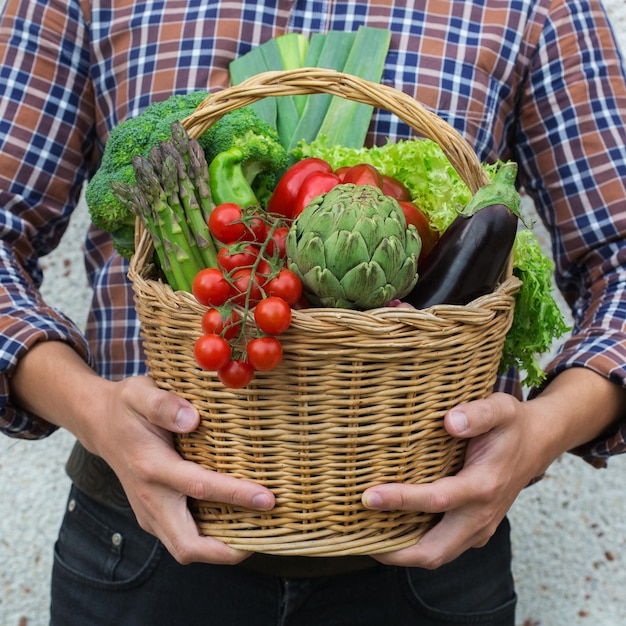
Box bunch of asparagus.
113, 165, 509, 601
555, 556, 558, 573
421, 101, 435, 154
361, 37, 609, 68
112, 122, 218, 291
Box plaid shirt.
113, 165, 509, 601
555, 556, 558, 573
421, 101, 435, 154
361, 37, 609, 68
0, 0, 625, 464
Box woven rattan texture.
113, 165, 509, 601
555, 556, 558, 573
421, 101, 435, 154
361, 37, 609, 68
128, 69, 521, 556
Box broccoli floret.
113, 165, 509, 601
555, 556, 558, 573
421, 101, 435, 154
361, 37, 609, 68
202, 107, 288, 207
86, 90, 209, 257
85, 163, 137, 258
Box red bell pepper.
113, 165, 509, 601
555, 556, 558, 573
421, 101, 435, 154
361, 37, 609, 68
333, 165, 351, 181
341, 163, 384, 189
267, 157, 332, 219
292, 171, 341, 217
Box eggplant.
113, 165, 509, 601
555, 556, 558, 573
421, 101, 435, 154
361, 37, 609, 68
404, 202, 518, 309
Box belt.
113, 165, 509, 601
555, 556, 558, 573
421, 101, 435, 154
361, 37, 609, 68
65, 441, 377, 578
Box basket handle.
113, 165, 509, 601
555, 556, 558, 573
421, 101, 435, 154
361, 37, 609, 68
181, 68, 491, 194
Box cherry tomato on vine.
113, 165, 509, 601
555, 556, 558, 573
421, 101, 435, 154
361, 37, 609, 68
208, 203, 246, 243
266, 226, 290, 259
246, 336, 283, 372
192, 268, 231, 306
217, 358, 255, 388
252, 257, 273, 284
254, 296, 292, 335
230, 268, 264, 306
216, 245, 257, 273
266, 269, 302, 306
201, 308, 240, 341
194, 333, 232, 371
242, 214, 269, 243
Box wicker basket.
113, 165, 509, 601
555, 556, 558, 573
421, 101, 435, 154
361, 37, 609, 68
128, 68, 521, 557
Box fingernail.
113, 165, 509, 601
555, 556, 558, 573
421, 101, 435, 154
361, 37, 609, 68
175, 406, 197, 431
363, 492, 383, 509
252, 493, 273, 510
448, 409, 468, 434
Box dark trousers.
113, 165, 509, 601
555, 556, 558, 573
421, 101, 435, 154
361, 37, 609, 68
50, 485, 516, 625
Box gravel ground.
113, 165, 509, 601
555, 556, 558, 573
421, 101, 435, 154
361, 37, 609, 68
2, 3, 626, 624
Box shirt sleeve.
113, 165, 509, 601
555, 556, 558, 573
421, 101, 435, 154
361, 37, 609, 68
517, 0, 626, 465
0, 0, 96, 438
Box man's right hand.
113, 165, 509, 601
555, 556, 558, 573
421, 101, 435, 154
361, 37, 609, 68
11, 341, 275, 565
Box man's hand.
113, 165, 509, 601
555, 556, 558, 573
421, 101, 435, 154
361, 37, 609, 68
10, 341, 275, 565
92, 375, 275, 565
362, 369, 626, 569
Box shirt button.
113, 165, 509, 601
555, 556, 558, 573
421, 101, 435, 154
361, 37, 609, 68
68, 499, 76, 512
111, 532, 123, 547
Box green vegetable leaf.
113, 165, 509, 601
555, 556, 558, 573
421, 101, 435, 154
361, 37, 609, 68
500, 229, 570, 387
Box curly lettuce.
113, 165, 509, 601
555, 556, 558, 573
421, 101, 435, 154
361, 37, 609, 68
502, 230, 571, 387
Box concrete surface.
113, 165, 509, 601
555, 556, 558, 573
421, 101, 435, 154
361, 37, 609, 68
1, 3, 626, 624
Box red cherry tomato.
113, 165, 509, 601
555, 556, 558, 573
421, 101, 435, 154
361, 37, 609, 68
265, 269, 302, 306
216, 245, 257, 273
341, 163, 383, 189
208, 203, 246, 243
230, 268, 263, 306
246, 336, 283, 371
267, 157, 333, 219
242, 214, 269, 243
254, 296, 292, 335
252, 257, 273, 285
201, 308, 240, 341
192, 268, 231, 306
381, 175, 412, 201
217, 358, 255, 388
266, 226, 290, 259
399, 201, 440, 263
193, 333, 232, 371
293, 171, 341, 217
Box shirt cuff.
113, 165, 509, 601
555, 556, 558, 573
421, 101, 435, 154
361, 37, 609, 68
531, 329, 626, 468
0, 309, 93, 440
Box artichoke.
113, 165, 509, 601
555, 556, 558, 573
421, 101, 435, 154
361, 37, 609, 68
285, 183, 422, 309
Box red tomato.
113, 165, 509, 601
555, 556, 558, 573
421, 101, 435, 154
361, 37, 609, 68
341, 163, 383, 189
252, 257, 273, 284
266, 226, 290, 259
381, 175, 412, 201
208, 203, 246, 243
242, 214, 269, 243
216, 245, 257, 273
194, 334, 232, 371
254, 296, 292, 335
266, 269, 302, 306
217, 358, 255, 388
399, 201, 440, 263
293, 171, 341, 217
246, 336, 283, 371
192, 268, 231, 306
230, 268, 263, 306
201, 308, 240, 341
